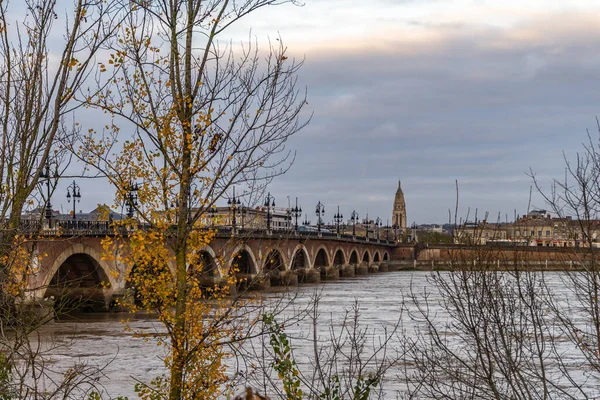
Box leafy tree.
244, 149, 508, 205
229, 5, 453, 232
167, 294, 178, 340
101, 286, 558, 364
79, 0, 308, 398
0, 1, 123, 397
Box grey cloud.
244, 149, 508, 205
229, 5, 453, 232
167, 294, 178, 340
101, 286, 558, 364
265, 12, 600, 224
54, 9, 600, 226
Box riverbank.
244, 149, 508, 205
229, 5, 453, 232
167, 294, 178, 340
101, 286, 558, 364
388, 259, 596, 271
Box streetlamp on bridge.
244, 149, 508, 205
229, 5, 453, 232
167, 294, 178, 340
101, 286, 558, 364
315, 201, 325, 234
385, 219, 391, 241
208, 206, 218, 226
334, 205, 343, 235
303, 214, 311, 227
264, 192, 275, 232
291, 197, 302, 232
412, 221, 418, 242
169, 184, 196, 224
375, 217, 382, 240
125, 181, 139, 219
228, 186, 241, 233
238, 205, 247, 231
66, 180, 81, 220
364, 213, 370, 240
350, 210, 359, 237
40, 159, 57, 222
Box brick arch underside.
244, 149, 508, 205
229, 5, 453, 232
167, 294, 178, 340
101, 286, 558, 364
362, 250, 371, 263
229, 245, 259, 275
373, 251, 381, 262
349, 250, 359, 265
333, 248, 346, 265
188, 246, 221, 277
263, 249, 287, 273
314, 247, 330, 269
42, 244, 116, 311
290, 246, 311, 270
48, 254, 108, 288
42, 244, 116, 296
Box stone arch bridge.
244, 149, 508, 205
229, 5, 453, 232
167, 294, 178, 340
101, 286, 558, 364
28, 224, 397, 311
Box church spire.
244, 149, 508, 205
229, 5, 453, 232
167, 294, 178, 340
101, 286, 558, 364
393, 179, 407, 231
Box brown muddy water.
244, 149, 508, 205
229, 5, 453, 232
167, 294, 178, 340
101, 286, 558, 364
35, 271, 599, 399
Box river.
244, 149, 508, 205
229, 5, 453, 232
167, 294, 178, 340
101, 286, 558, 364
35, 270, 600, 399
35, 271, 414, 398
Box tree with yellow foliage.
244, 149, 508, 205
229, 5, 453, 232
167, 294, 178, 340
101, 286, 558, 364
0, 1, 125, 398
79, 0, 308, 398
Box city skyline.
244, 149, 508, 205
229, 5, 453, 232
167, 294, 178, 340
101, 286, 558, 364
41, 0, 600, 224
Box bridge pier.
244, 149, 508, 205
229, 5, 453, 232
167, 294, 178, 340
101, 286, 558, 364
296, 268, 320, 284
355, 263, 368, 275
269, 271, 299, 286
368, 264, 379, 273
339, 264, 355, 278
320, 266, 339, 281
378, 263, 389, 272
235, 273, 271, 291
44, 287, 112, 313
18, 298, 55, 323
197, 276, 221, 288
109, 289, 128, 311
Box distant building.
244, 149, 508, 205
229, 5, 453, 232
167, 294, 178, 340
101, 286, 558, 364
453, 209, 600, 247
453, 220, 508, 245
392, 180, 407, 232
22, 205, 123, 222
418, 224, 444, 233
199, 206, 291, 231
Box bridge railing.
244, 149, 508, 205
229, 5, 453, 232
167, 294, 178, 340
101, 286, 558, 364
20, 220, 395, 246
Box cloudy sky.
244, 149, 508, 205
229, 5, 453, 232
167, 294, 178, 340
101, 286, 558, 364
55, 0, 600, 224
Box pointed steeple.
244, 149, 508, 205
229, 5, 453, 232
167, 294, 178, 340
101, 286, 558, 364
393, 179, 407, 230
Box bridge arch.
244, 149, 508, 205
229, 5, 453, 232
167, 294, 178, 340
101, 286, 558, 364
188, 246, 221, 278
373, 251, 381, 263
43, 243, 116, 293
313, 246, 330, 269
289, 245, 311, 270
349, 249, 359, 265
42, 243, 116, 311
263, 249, 286, 274
383, 252, 389, 261
362, 250, 371, 264
228, 244, 259, 275
333, 248, 346, 266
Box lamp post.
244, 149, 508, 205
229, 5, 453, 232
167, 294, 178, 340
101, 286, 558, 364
350, 210, 359, 237
40, 160, 56, 222
412, 221, 418, 242
303, 214, 310, 227
125, 181, 139, 218
334, 205, 343, 235
239, 205, 247, 231
385, 219, 390, 241
186, 183, 197, 223
375, 217, 382, 240
170, 197, 180, 224
364, 213, 370, 240
291, 197, 302, 232
228, 186, 241, 233
208, 206, 218, 226
315, 201, 325, 234
66, 180, 81, 220
264, 192, 275, 232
